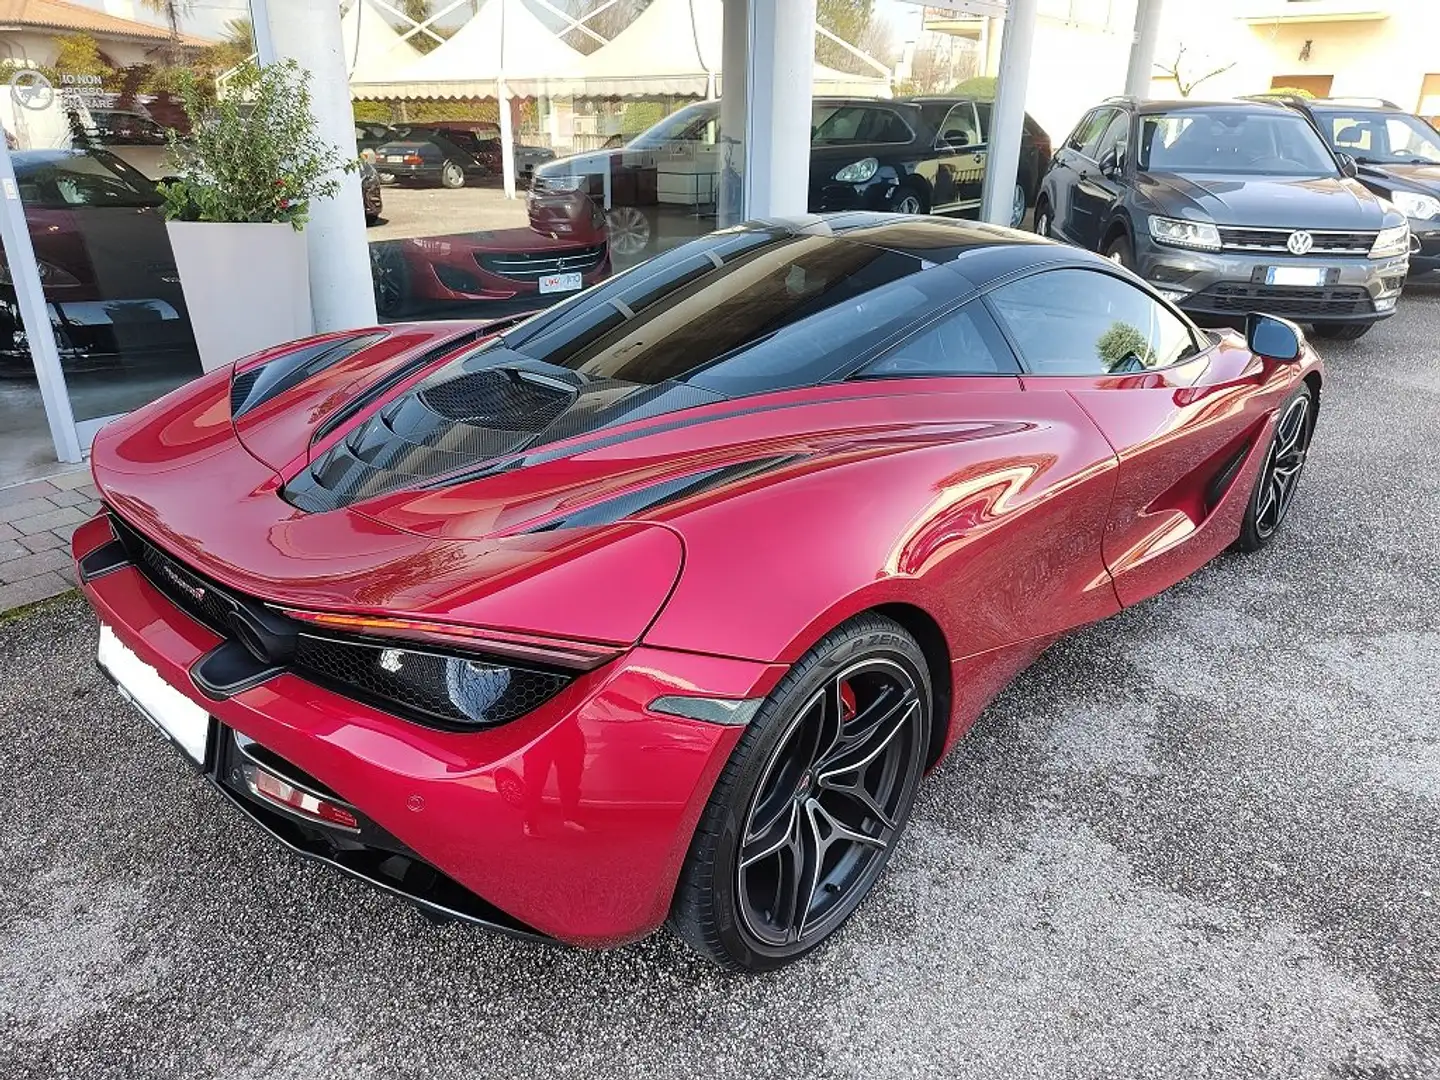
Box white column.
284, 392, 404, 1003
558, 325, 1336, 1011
252, 0, 378, 331
978, 0, 1039, 226
499, 82, 518, 199
1124, 0, 1164, 99
717, 0, 749, 228
741, 0, 816, 219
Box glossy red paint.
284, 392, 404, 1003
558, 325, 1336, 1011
74, 293, 1323, 946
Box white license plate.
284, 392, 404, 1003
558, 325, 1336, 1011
1265, 266, 1327, 287
98, 624, 211, 765
539, 271, 583, 294
385, 155, 406, 164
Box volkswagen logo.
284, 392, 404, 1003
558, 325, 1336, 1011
1286, 230, 1315, 256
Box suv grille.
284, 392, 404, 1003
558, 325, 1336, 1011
1217, 226, 1376, 256
1189, 283, 1374, 318
476, 244, 606, 281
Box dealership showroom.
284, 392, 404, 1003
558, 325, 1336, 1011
2, 0, 1439, 1075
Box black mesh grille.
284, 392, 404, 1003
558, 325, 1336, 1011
110, 514, 238, 634
292, 635, 571, 729
1217, 227, 1376, 255
230, 369, 262, 415
418, 369, 572, 426
1188, 284, 1373, 318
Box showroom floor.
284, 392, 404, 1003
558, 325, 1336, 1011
1, 279, 1437, 1078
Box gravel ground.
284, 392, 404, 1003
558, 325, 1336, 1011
2, 280, 1439, 1079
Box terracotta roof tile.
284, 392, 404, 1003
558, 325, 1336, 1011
0, 0, 212, 48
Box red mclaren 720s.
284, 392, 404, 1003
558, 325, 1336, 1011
75, 213, 1322, 971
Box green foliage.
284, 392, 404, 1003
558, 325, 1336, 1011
621, 101, 666, 133
353, 100, 393, 124
950, 75, 996, 100
54, 34, 111, 79
816, 0, 873, 68
1095, 322, 1152, 371
158, 60, 355, 230
1266, 86, 1316, 99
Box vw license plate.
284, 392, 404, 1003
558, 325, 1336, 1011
97, 624, 211, 765
539, 271, 583, 294
1265, 266, 1327, 287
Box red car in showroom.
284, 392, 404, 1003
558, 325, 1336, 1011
75, 214, 1321, 970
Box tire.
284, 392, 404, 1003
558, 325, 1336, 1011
893, 183, 927, 215
369, 242, 409, 318
1009, 182, 1027, 229
1310, 322, 1372, 341
670, 614, 933, 971
605, 205, 653, 258
439, 161, 466, 189
1236, 383, 1316, 552
1104, 232, 1135, 270
1033, 198, 1052, 239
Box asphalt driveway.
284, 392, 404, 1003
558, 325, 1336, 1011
2, 280, 1438, 1079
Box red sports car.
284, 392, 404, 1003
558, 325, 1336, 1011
75, 214, 1321, 970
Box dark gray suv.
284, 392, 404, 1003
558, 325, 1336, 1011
1034, 98, 1411, 340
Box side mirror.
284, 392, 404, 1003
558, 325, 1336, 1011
1246, 312, 1303, 362
1336, 151, 1358, 178
1098, 147, 1119, 177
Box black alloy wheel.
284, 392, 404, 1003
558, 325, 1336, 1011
671, 615, 931, 970
1238, 385, 1315, 550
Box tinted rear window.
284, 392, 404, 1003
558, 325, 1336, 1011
502, 229, 961, 395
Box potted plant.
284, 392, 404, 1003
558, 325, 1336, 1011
159, 59, 354, 372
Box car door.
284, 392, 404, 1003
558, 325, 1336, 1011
928, 102, 985, 214
1069, 109, 1129, 250
986, 267, 1291, 606
1049, 107, 1114, 243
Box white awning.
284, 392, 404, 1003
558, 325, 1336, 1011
350, 0, 585, 100
340, 0, 422, 84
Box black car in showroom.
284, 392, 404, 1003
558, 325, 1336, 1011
1035, 97, 1410, 340
528, 97, 1048, 257
1255, 95, 1440, 274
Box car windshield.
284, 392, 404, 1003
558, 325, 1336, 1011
627, 103, 719, 148
1138, 109, 1338, 176
13, 151, 161, 209
1316, 109, 1440, 164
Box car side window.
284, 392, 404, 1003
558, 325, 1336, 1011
938, 103, 980, 147
1098, 110, 1130, 168
987, 269, 1200, 375
858, 302, 1019, 378
1066, 108, 1113, 157
815, 106, 913, 145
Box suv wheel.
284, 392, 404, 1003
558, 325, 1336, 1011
1310, 322, 1372, 341
1105, 233, 1135, 270
1033, 200, 1052, 238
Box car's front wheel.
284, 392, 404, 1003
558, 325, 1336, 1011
670, 614, 932, 971
1236, 383, 1316, 551
605, 206, 652, 257
1105, 232, 1135, 270
1310, 321, 1372, 341
1033, 198, 1052, 238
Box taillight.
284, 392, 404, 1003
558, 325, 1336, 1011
242, 761, 360, 830
404, 154, 423, 165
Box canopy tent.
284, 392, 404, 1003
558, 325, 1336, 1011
349, 0, 585, 100
573, 0, 891, 99
340, 0, 423, 84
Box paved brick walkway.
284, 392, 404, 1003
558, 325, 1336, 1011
0, 470, 99, 614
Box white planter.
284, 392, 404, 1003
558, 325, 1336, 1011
166, 221, 313, 373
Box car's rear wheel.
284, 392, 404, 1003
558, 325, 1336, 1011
1237, 384, 1316, 551
369, 243, 409, 318
1310, 321, 1372, 341
670, 614, 932, 971
606, 206, 652, 257
439, 161, 466, 189
1009, 182, 1027, 228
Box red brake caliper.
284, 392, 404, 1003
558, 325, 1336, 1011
839, 681, 858, 723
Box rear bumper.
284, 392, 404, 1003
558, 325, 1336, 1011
74, 512, 779, 947
1131, 241, 1408, 326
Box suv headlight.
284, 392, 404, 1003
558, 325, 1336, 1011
1390, 191, 1440, 221
1148, 215, 1221, 252
834, 157, 879, 183
1369, 223, 1411, 259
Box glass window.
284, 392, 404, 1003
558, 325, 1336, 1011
1097, 110, 1130, 168
857, 303, 1018, 377
1138, 108, 1337, 175
988, 269, 1201, 375
1067, 108, 1114, 157
13, 151, 162, 210
505, 233, 959, 394
626, 101, 721, 148
812, 106, 914, 145
1314, 110, 1440, 163
937, 103, 980, 147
